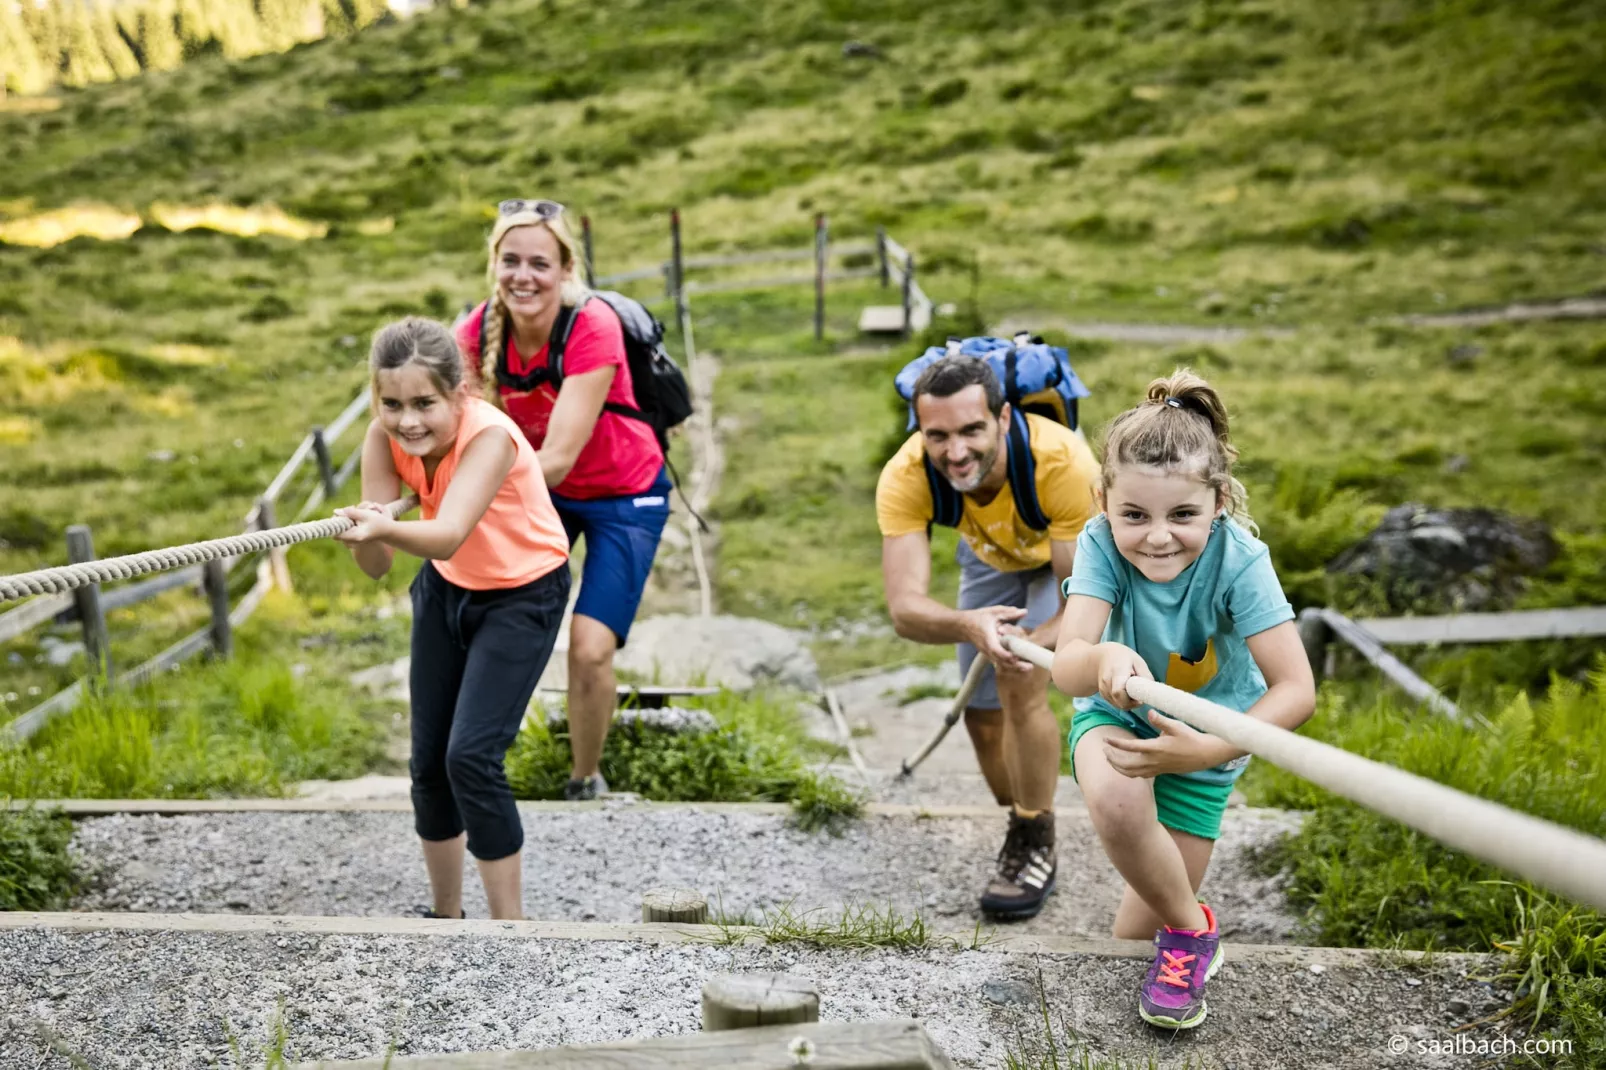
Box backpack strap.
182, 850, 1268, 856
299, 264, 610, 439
488, 300, 584, 394
550, 296, 650, 425
921, 455, 965, 529
1006, 408, 1051, 532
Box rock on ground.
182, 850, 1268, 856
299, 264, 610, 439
613, 614, 820, 691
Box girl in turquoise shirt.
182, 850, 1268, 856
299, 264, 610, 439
1051, 369, 1316, 1031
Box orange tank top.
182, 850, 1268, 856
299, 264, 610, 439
388, 398, 568, 590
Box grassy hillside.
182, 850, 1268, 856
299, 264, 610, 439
2, 0, 1602, 685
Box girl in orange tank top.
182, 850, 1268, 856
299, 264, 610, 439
337, 317, 570, 922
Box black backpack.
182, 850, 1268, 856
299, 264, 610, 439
478, 291, 693, 453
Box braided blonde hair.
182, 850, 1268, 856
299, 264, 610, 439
1101, 367, 1255, 532
477, 209, 591, 410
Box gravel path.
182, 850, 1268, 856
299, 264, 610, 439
68, 805, 1304, 944
0, 926, 1508, 1070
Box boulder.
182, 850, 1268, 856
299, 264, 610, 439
614, 615, 820, 692
1328, 503, 1559, 611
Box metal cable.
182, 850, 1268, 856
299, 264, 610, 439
0, 498, 415, 605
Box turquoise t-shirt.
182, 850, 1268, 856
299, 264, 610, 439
1063, 514, 1294, 785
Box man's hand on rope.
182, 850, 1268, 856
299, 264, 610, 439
964, 605, 1033, 674
335, 502, 394, 546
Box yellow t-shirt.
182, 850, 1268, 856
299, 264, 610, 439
875, 414, 1100, 572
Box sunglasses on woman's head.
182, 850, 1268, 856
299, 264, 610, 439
497, 199, 565, 219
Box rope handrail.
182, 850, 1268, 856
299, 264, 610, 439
1001, 635, 1606, 913
0, 498, 416, 605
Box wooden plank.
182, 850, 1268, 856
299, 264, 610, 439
593, 263, 669, 286
0, 908, 1489, 968
3, 680, 84, 743
0, 592, 74, 643
858, 306, 909, 334
1318, 610, 1476, 726
322, 390, 372, 448
685, 270, 876, 298
1356, 606, 1606, 646
291, 1019, 953, 1070
119, 626, 212, 689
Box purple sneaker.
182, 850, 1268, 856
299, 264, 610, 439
1139, 903, 1223, 1030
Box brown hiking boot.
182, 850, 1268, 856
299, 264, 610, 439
979, 809, 1056, 920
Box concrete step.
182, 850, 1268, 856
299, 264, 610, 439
0, 911, 1506, 1070
61, 801, 1303, 944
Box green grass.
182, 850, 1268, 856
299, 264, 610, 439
505, 688, 863, 824
1239, 662, 1606, 1061
711, 897, 985, 952
0, 804, 78, 910
0, 576, 402, 798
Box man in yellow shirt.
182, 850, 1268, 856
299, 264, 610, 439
877, 355, 1100, 919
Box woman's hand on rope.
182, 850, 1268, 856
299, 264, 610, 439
1095, 643, 1152, 710
335, 502, 394, 546
1104, 711, 1220, 779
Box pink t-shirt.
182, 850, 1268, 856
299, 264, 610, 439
458, 298, 664, 500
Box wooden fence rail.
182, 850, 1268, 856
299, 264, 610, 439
1, 386, 371, 745
587, 211, 928, 338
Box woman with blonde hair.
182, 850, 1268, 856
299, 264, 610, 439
455, 199, 670, 801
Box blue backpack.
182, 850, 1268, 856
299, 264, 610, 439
894, 334, 1091, 532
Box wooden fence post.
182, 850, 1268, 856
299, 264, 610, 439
257, 496, 293, 593
814, 212, 828, 341
670, 208, 687, 327
641, 887, 709, 924
876, 225, 889, 288
311, 427, 338, 499
902, 252, 916, 338
581, 214, 596, 285
65, 525, 112, 690
202, 559, 232, 660
702, 973, 819, 1032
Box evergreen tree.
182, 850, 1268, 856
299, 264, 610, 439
61, 0, 116, 85
91, 0, 140, 79
137, 0, 184, 72
0, 1, 52, 94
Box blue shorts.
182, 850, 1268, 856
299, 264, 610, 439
550, 467, 671, 647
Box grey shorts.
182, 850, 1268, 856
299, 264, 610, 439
955, 539, 1060, 710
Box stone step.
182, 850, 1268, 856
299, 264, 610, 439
0, 911, 1504, 1070
63, 801, 1303, 944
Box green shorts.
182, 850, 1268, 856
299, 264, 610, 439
1067, 710, 1235, 841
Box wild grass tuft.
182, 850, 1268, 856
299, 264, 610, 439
0, 657, 383, 799
787, 768, 866, 834
0, 803, 78, 910
504, 689, 861, 820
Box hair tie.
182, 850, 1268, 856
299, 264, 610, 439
1163, 396, 1183, 409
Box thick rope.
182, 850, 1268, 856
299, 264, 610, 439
1001, 635, 1606, 913
0, 498, 416, 605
